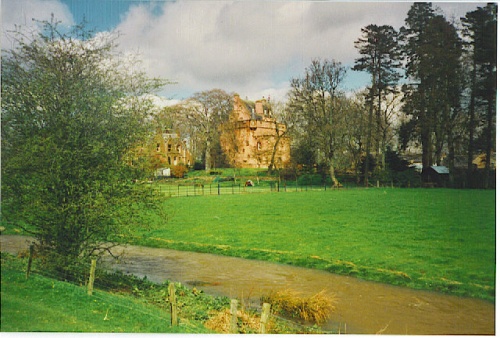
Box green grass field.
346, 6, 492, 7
129, 188, 495, 301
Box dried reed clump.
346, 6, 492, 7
262, 289, 336, 324
204, 309, 263, 333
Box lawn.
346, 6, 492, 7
129, 188, 496, 301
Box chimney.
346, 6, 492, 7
233, 94, 240, 111
255, 100, 264, 116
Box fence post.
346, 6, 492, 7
230, 299, 238, 333
259, 303, 271, 334
218, 183, 220, 196
87, 259, 96, 296
169, 283, 178, 326
25, 242, 35, 279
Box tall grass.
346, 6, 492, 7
262, 289, 336, 324
129, 188, 495, 301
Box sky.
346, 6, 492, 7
1, 0, 487, 102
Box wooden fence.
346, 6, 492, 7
84, 259, 273, 333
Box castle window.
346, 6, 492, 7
168, 144, 172, 152
156, 143, 161, 152
257, 142, 262, 150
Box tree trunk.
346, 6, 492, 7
375, 86, 383, 168
268, 130, 283, 175
467, 61, 477, 188
484, 96, 494, 189
421, 127, 433, 168
329, 161, 340, 188
205, 139, 211, 171
364, 85, 375, 187
447, 130, 456, 187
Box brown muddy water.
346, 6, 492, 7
1, 235, 494, 334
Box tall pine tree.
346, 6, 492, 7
353, 24, 401, 186
400, 2, 436, 169
400, 3, 463, 185
462, 3, 497, 188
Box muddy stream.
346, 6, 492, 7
1, 235, 494, 334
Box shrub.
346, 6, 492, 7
193, 161, 205, 170
171, 164, 188, 178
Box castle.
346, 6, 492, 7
220, 94, 290, 169
154, 130, 193, 167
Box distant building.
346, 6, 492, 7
421, 166, 449, 187
127, 129, 192, 178
220, 94, 290, 169
472, 153, 496, 170
155, 130, 193, 167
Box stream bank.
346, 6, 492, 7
0, 235, 494, 334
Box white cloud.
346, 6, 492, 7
3, 1, 484, 102
113, 1, 419, 101
2, 0, 74, 49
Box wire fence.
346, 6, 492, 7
16, 230, 335, 333
152, 182, 343, 197
31, 258, 272, 333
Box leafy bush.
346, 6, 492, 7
171, 164, 189, 178
296, 173, 328, 186
193, 161, 205, 170
2, 20, 164, 278
94, 270, 230, 321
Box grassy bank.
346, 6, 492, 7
128, 188, 495, 301
1, 253, 332, 333
0, 253, 213, 333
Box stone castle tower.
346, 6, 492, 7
220, 94, 290, 169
